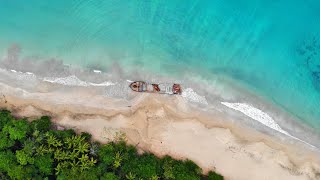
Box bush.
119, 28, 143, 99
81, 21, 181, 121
80, 132, 92, 141
208, 171, 224, 180
5, 119, 30, 141
101, 172, 119, 180
0, 110, 13, 130
34, 154, 53, 176
121, 153, 162, 179
31, 116, 52, 132
52, 128, 76, 139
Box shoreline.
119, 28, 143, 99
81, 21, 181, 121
1, 81, 320, 180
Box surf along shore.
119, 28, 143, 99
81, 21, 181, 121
0, 71, 320, 180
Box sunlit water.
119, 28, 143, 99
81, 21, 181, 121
1, 1, 320, 144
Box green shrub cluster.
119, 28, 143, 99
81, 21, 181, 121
0, 110, 223, 180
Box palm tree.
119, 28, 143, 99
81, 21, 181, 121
69, 160, 80, 170
54, 140, 62, 147
88, 157, 97, 167
65, 135, 86, 149
55, 162, 69, 175
78, 154, 90, 172
47, 135, 62, 148
35, 134, 44, 143
80, 163, 90, 172
78, 154, 89, 163
55, 163, 62, 175
64, 136, 74, 149
54, 149, 64, 161
77, 154, 97, 172
151, 175, 159, 180
60, 150, 70, 160
22, 139, 35, 155
126, 172, 136, 180
75, 142, 90, 153
32, 129, 39, 138
113, 151, 122, 169
68, 149, 80, 160
45, 131, 51, 137
74, 135, 85, 145
36, 145, 48, 156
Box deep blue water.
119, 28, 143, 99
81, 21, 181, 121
0, 0, 320, 129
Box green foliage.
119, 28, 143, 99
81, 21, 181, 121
51, 128, 76, 139
47, 134, 63, 148
34, 154, 53, 176
102, 172, 119, 180
16, 150, 34, 165
125, 172, 136, 180
0, 110, 13, 130
31, 116, 52, 132
80, 131, 92, 141
208, 171, 224, 180
0, 131, 15, 150
122, 153, 162, 179
185, 159, 202, 175
7, 165, 26, 180
0, 110, 224, 180
0, 151, 16, 172
162, 156, 175, 179
3, 119, 29, 140
162, 156, 201, 180
99, 143, 116, 166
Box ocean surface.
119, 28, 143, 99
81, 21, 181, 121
1, 1, 320, 143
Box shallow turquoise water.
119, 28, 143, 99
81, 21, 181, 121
0, 0, 320, 129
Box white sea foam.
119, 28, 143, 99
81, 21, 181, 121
93, 70, 102, 73
221, 102, 288, 134
8, 69, 36, 81
221, 102, 316, 148
43, 75, 115, 87
8, 68, 114, 87
182, 88, 208, 105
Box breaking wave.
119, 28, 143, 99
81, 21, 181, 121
43, 75, 115, 87
4, 68, 116, 87
221, 102, 316, 148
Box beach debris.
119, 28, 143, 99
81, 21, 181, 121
129, 81, 182, 95
0, 94, 7, 103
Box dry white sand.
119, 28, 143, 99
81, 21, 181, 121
1, 82, 320, 180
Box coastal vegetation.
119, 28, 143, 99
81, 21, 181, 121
0, 110, 223, 180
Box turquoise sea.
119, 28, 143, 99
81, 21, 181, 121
0, 1, 320, 132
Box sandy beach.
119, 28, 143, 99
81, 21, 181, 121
1, 1, 320, 179
0, 79, 320, 180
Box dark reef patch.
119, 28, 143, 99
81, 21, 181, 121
295, 35, 320, 91
312, 71, 320, 91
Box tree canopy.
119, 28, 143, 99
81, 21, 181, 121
0, 109, 224, 180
